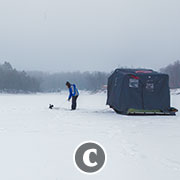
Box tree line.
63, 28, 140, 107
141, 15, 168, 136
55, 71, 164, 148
0, 62, 39, 93
27, 71, 109, 92
0, 61, 109, 93
160, 60, 180, 89
0, 60, 180, 93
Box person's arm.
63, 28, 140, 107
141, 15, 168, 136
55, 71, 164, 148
76, 86, 79, 96
72, 84, 76, 96
72, 84, 79, 96
68, 87, 72, 100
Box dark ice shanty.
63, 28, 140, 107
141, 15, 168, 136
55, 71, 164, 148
107, 69, 177, 115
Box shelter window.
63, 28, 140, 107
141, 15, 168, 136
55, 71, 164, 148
146, 82, 154, 92
129, 79, 139, 88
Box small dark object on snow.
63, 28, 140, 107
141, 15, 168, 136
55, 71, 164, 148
49, 104, 54, 109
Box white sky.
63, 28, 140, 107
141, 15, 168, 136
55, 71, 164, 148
0, 0, 180, 72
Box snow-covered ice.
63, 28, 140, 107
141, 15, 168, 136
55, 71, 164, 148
0, 92, 180, 180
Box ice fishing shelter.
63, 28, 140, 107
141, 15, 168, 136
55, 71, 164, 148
107, 69, 176, 115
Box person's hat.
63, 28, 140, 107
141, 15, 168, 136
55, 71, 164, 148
66, 81, 71, 87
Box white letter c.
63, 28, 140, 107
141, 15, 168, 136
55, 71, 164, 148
83, 149, 98, 167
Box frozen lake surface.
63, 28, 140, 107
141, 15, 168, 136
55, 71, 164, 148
0, 92, 180, 180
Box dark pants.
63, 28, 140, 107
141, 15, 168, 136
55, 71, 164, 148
72, 95, 78, 110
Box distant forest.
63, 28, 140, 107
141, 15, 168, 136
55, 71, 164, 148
0, 62, 39, 93
160, 60, 180, 89
0, 62, 109, 93
0, 61, 180, 93
27, 70, 109, 92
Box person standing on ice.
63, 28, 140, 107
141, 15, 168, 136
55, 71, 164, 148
66, 81, 79, 110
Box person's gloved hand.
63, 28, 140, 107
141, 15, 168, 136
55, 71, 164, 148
67, 98, 70, 102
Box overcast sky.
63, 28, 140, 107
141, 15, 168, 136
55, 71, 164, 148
0, 0, 180, 72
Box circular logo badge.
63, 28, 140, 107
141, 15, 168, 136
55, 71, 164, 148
73, 141, 107, 174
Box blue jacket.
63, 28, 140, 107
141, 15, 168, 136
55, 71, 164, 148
68, 84, 79, 100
